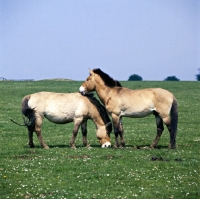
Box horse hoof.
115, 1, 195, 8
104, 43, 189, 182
168, 145, 176, 149
120, 143, 125, 147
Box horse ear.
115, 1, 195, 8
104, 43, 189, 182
89, 69, 94, 75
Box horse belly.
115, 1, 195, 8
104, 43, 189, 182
45, 114, 73, 124
44, 110, 74, 124
120, 107, 154, 118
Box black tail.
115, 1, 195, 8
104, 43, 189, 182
170, 97, 178, 148
11, 96, 35, 128
21, 95, 35, 128
10, 118, 26, 126
86, 93, 112, 133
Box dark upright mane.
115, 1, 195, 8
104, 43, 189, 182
86, 93, 112, 134
93, 68, 122, 87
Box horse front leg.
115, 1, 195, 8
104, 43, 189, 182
112, 114, 120, 148
70, 119, 81, 149
150, 114, 164, 148
81, 121, 90, 148
118, 117, 125, 147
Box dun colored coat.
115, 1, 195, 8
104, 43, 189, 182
79, 69, 178, 149
21, 92, 112, 148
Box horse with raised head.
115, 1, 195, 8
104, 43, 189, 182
19, 92, 112, 149
79, 68, 178, 149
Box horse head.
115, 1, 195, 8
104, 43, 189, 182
79, 69, 96, 95
101, 122, 112, 148
97, 125, 111, 148
79, 68, 122, 95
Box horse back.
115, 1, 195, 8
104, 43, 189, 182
152, 88, 175, 104
108, 87, 175, 117
117, 87, 174, 103
26, 92, 91, 123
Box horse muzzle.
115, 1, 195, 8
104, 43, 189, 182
79, 86, 87, 95
101, 142, 111, 148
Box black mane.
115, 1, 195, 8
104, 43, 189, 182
93, 68, 122, 87
86, 93, 112, 134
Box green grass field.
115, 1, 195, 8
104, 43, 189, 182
0, 80, 199, 199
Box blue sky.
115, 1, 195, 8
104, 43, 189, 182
1, 0, 199, 80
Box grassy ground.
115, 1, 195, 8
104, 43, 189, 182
0, 80, 199, 199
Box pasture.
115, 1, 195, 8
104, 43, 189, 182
0, 80, 199, 199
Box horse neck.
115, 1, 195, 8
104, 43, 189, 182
89, 108, 104, 128
95, 83, 111, 106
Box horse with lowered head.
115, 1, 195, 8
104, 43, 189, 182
19, 92, 112, 149
79, 68, 178, 149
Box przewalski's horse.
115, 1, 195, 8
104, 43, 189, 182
79, 69, 178, 149
20, 92, 112, 149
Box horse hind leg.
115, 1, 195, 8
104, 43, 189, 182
150, 113, 164, 148
168, 99, 178, 149
153, 97, 178, 149
25, 115, 35, 148
161, 115, 176, 149
162, 117, 176, 149
35, 117, 49, 149
28, 124, 35, 148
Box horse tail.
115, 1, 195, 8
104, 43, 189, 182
86, 93, 112, 134
170, 96, 178, 149
21, 95, 35, 128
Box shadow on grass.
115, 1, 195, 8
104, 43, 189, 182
48, 144, 70, 148
49, 144, 103, 148
23, 144, 169, 150
24, 144, 103, 149
122, 144, 169, 149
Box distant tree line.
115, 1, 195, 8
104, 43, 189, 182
196, 68, 200, 81
128, 68, 200, 81
128, 74, 143, 81
164, 76, 179, 81
127, 74, 180, 81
